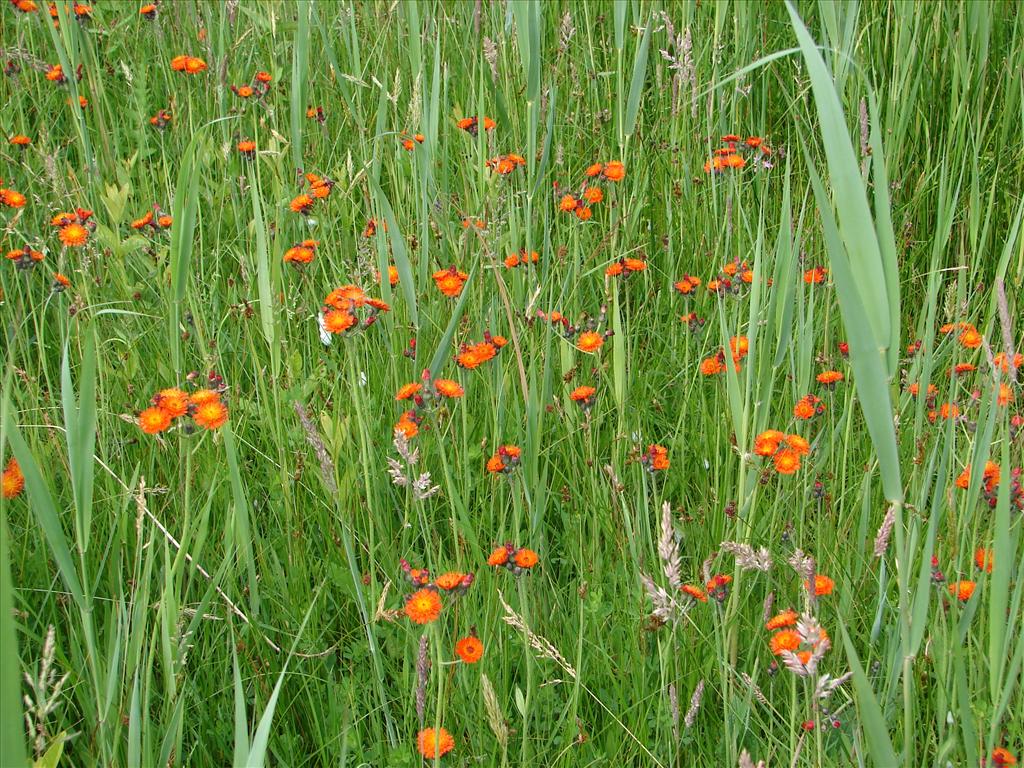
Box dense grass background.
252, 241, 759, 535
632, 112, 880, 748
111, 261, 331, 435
1, 1, 1022, 765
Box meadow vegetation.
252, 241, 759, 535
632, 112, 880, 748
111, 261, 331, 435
1, 0, 1022, 765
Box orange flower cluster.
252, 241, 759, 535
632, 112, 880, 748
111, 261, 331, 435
400, 131, 424, 150
456, 115, 495, 135
138, 384, 228, 435
753, 430, 810, 475
703, 134, 772, 173
939, 321, 983, 349
706, 259, 757, 295
130, 207, 172, 232
51, 208, 94, 247
283, 239, 318, 267
289, 173, 334, 215
149, 109, 172, 130
5, 244, 45, 270
700, 335, 749, 376
170, 55, 207, 75
455, 331, 507, 370
605, 255, 647, 278
487, 542, 539, 573
793, 394, 825, 420
569, 385, 596, 412
320, 284, 390, 336
305, 105, 326, 124
1, 458, 24, 500
433, 266, 469, 297
640, 444, 670, 472
229, 69, 271, 100
486, 153, 526, 175
396, 370, 465, 408
673, 274, 702, 295
544, 307, 612, 354
584, 161, 626, 182
504, 249, 539, 269
486, 444, 521, 474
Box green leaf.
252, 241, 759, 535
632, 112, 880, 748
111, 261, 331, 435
838, 623, 899, 766
624, 16, 652, 138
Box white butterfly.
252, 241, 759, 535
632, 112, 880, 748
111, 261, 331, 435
317, 312, 332, 346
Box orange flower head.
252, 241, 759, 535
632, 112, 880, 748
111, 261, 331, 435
9, 135, 31, 147
577, 331, 604, 353
289, 194, 314, 215
514, 548, 539, 568
700, 356, 725, 376
434, 379, 464, 398
433, 267, 468, 298
817, 370, 843, 387
680, 584, 707, 602
974, 547, 994, 574
404, 588, 442, 624
1, 459, 25, 500
803, 266, 827, 284
417, 727, 454, 759
237, 139, 256, 156
559, 193, 579, 212
948, 580, 976, 602
575, 205, 592, 221
395, 383, 422, 401
59, 223, 89, 247
583, 186, 604, 203
765, 610, 799, 631
773, 449, 801, 475
193, 400, 228, 430
991, 747, 1017, 766
487, 546, 510, 567
753, 430, 784, 457
958, 327, 983, 349
729, 335, 749, 361
807, 574, 834, 596
770, 629, 801, 655
455, 635, 484, 663
153, 388, 189, 418
139, 406, 172, 434
434, 572, 468, 591
584, 162, 604, 177
322, 309, 356, 335
785, 434, 810, 456
255, 70, 272, 83
602, 160, 625, 181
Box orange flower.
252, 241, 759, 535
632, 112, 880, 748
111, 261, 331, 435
569, 385, 596, 409
723, 153, 746, 169
193, 400, 228, 430
1, 188, 27, 208
434, 572, 468, 591
514, 548, 539, 568
189, 389, 221, 408
322, 309, 356, 334
601, 160, 625, 181
255, 71, 272, 84
433, 267, 469, 298
487, 546, 510, 566
486, 154, 526, 175
991, 747, 1017, 766
993, 352, 1023, 374
416, 727, 454, 759
803, 266, 827, 284
139, 406, 172, 434
785, 434, 810, 455
9, 135, 31, 147
404, 588, 442, 624
680, 584, 707, 602
974, 547, 994, 574
584, 163, 604, 177
753, 430, 784, 457
237, 139, 256, 157
765, 610, 799, 631
700, 356, 725, 376
948, 580, 976, 602
769, 629, 801, 655
729, 335, 749, 362
395, 411, 420, 439
289, 194, 314, 215
806, 574, 834, 596
583, 186, 604, 204
641, 444, 670, 472
171, 55, 206, 74
1, 459, 25, 500
434, 379, 464, 398
773, 449, 801, 475
395, 383, 422, 401
455, 635, 484, 664
575, 206, 592, 221
997, 383, 1014, 407
958, 327, 982, 349
674, 275, 701, 294
793, 395, 824, 420
59, 223, 89, 247
456, 116, 495, 135
577, 331, 604, 353
153, 388, 189, 418
45, 64, 65, 82
817, 370, 843, 388
283, 242, 315, 265
559, 194, 578, 212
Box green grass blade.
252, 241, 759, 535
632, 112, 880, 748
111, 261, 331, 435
838, 622, 899, 766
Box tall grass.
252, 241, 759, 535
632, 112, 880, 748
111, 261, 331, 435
1, 1, 1021, 765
